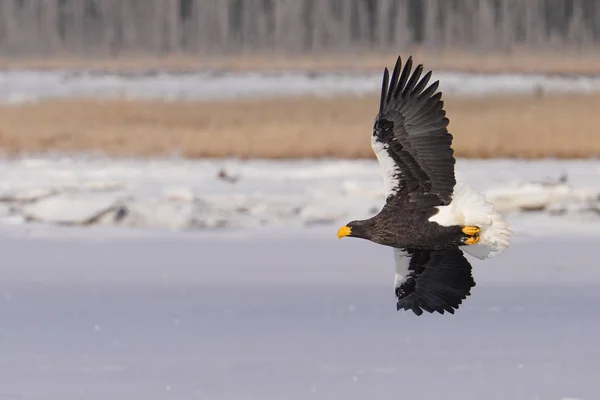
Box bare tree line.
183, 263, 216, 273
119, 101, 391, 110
0, 0, 598, 57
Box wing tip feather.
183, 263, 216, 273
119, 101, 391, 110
379, 67, 390, 113
379, 55, 443, 112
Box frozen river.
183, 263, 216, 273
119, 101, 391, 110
0, 224, 597, 399
0, 155, 598, 398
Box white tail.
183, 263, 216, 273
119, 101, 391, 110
428, 183, 512, 260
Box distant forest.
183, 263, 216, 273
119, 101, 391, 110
0, 0, 598, 56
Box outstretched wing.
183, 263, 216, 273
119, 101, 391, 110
394, 247, 475, 315
372, 55, 456, 207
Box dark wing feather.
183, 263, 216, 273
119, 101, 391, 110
372, 55, 456, 206
395, 247, 475, 316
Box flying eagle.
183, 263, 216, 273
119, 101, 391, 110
337, 56, 511, 316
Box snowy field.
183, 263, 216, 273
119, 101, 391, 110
0, 221, 598, 399
0, 69, 599, 103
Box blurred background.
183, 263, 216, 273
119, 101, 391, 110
2, 2, 600, 399
0, 0, 598, 231
0, 0, 599, 57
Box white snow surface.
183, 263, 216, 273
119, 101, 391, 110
0, 69, 600, 103
1, 156, 600, 236
0, 223, 598, 399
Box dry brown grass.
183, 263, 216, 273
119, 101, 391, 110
3, 49, 600, 75
0, 93, 598, 159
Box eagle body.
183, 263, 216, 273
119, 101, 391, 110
346, 205, 465, 250
337, 55, 512, 316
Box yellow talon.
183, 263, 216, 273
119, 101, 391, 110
464, 235, 480, 245
462, 226, 480, 236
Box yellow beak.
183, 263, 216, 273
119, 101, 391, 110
337, 225, 351, 239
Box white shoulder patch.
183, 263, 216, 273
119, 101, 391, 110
371, 134, 401, 198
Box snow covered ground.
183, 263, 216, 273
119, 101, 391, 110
0, 223, 597, 399
0, 69, 599, 103
1, 156, 600, 236
0, 156, 598, 398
